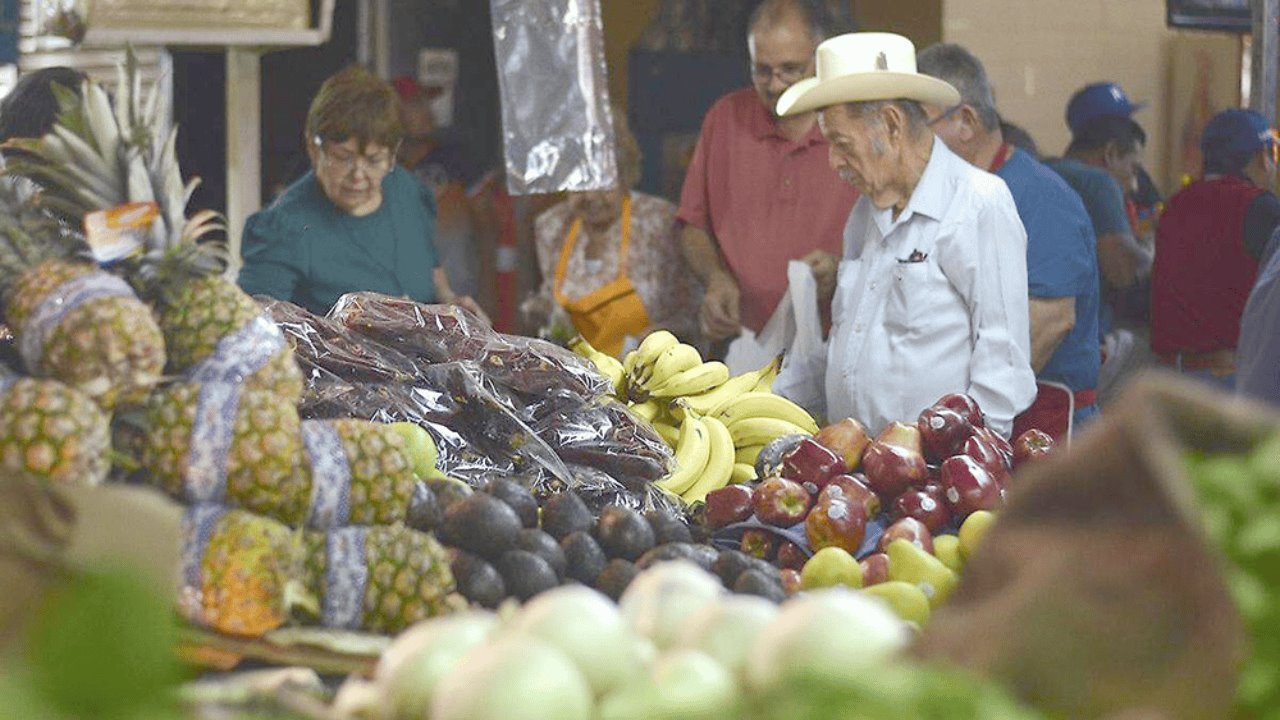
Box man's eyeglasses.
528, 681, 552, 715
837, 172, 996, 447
751, 62, 809, 85
313, 136, 398, 177
928, 104, 965, 127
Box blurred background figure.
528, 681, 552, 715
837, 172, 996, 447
523, 110, 701, 356
0, 67, 86, 162
1151, 108, 1280, 390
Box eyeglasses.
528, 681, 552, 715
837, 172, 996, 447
751, 62, 809, 85
927, 104, 965, 127
313, 137, 398, 177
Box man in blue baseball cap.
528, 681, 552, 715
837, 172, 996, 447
1151, 108, 1280, 389
1066, 82, 1147, 137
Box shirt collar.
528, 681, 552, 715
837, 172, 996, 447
872, 135, 952, 236
749, 95, 826, 147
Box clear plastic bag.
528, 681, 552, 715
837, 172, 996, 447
531, 399, 674, 490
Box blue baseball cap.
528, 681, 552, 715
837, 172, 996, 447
1066, 82, 1146, 135
1201, 108, 1275, 160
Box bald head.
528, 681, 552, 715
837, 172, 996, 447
748, 0, 827, 46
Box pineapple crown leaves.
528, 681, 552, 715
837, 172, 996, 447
0, 178, 92, 306
2, 46, 231, 297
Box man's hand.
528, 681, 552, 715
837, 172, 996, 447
800, 250, 839, 307
700, 270, 741, 341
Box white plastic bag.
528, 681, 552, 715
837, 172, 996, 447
770, 261, 827, 420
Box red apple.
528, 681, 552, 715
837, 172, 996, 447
939, 455, 1004, 517
804, 497, 866, 554
820, 474, 880, 519
813, 417, 871, 472
878, 517, 935, 555
961, 434, 1006, 478
917, 406, 975, 462
777, 541, 808, 571
876, 421, 925, 454
892, 488, 952, 533
975, 426, 1015, 469
782, 438, 845, 494
740, 528, 778, 560
1012, 428, 1056, 468
861, 441, 928, 499
751, 476, 813, 527
936, 393, 984, 428
704, 484, 754, 530
860, 552, 891, 586
780, 568, 802, 595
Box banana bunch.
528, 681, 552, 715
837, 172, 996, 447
653, 404, 736, 504
623, 331, 729, 402
568, 335, 625, 396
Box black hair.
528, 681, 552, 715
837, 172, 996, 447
1066, 115, 1146, 156
0, 67, 85, 144
1000, 120, 1040, 159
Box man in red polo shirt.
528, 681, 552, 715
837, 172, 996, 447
1151, 108, 1280, 388
678, 0, 858, 357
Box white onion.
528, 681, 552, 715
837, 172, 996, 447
649, 649, 740, 720
676, 594, 779, 677
618, 561, 725, 649
505, 585, 641, 696
374, 611, 496, 720
429, 633, 593, 720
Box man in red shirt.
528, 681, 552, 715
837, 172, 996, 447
1151, 108, 1280, 388
677, 0, 858, 354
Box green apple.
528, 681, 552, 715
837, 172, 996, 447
886, 538, 958, 608
861, 581, 931, 627
932, 534, 964, 574
800, 547, 863, 590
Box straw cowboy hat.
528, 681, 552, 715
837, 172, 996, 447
776, 32, 960, 117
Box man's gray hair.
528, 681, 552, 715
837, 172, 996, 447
748, 0, 830, 45
916, 43, 1001, 132
845, 99, 930, 136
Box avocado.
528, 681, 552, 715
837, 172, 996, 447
425, 475, 474, 513
450, 552, 507, 609
711, 549, 775, 589
733, 568, 786, 603
541, 492, 594, 539
513, 528, 567, 580
594, 559, 640, 601
594, 505, 656, 561
560, 531, 608, 586
439, 493, 522, 560
496, 550, 560, 602
635, 542, 720, 571
484, 477, 539, 529
645, 510, 693, 545
405, 481, 442, 532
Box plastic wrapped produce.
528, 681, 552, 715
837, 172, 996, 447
259, 297, 422, 385
532, 400, 674, 489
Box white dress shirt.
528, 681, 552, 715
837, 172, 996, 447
824, 137, 1037, 437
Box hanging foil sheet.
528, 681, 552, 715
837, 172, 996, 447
490, 0, 617, 195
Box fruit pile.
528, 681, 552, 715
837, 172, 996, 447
700, 393, 1056, 624
340, 562, 1046, 720
1184, 430, 1280, 717
428, 478, 794, 607
572, 332, 820, 505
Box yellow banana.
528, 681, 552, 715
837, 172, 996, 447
752, 355, 783, 393
714, 391, 819, 434
735, 444, 765, 466
586, 351, 625, 396
627, 399, 662, 422
648, 361, 730, 398
628, 330, 679, 381
641, 343, 703, 388
655, 415, 712, 495
678, 367, 765, 418
680, 416, 735, 504
726, 416, 812, 447
568, 334, 599, 359
731, 463, 758, 483
652, 420, 680, 448
622, 348, 641, 377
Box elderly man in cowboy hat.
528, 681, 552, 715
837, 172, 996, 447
777, 32, 1036, 437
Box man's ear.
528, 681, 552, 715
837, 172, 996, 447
958, 105, 980, 144
1102, 140, 1124, 169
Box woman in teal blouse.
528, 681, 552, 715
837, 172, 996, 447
239, 65, 484, 318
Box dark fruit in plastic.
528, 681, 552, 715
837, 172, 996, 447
560, 531, 607, 585
440, 493, 522, 560
496, 550, 559, 602
594, 559, 640, 600
542, 492, 594, 539
451, 552, 506, 609
485, 477, 539, 528
594, 505, 656, 561
645, 510, 693, 545
513, 528, 567, 579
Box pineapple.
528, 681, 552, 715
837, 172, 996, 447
302, 524, 460, 634
142, 382, 301, 505
290, 419, 425, 528
2, 49, 302, 404
0, 187, 165, 410
0, 371, 111, 485
179, 505, 313, 637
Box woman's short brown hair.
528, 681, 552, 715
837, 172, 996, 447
305, 65, 403, 150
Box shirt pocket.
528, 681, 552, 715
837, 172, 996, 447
886, 260, 933, 333
831, 258, 864, 330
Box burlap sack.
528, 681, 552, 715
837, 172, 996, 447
915, 371, 1276, 719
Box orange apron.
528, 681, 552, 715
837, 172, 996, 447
553, 197, 650, 357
